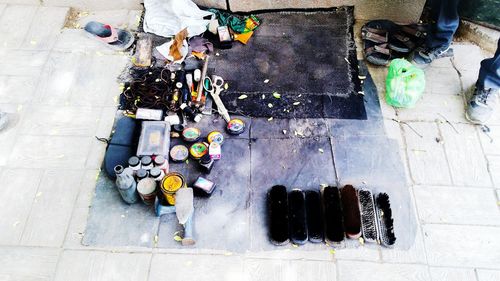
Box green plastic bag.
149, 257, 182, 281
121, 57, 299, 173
385, 59, 426, 108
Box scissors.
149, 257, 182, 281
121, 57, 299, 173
203, 75, 231, 122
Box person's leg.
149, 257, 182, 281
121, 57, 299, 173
427, 0, 460, 49
466, 39, 500, 124
412, 0, 460, 66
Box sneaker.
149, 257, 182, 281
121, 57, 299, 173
410, 45, 454, 67
466, 87, 500, 124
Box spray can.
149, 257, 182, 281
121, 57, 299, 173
114, 165, 139, 204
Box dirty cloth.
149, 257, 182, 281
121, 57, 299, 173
188, 36, 214, 54
208, 8, 260, 34
143, 0, 213, 37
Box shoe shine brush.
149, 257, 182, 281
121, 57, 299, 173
375, 193, 396, 247
358, 189, 379, 243
340, 185, 362, 239
322, 186, 345, 243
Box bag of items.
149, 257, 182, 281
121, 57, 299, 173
385, 59, 425, 108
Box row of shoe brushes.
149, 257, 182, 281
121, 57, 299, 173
267, 185, 396, 247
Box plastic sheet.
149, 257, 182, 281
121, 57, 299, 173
143, 0, 213, 37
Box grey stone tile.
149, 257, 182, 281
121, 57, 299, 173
68, 54, 128, 106
0, 5, 38, 49
149, 254, 243, 281
332, 135, 417, 250
249, 137, 335, 251
424, 66, 462, 95
414, 186, 500, 226
381, 218, 427, 264
158, 138, 251, 252
65, 169, 99, 248
85, 137, 107, 169
423, 224, 500, 268
0, 4, 5, 15
192, 114, 251, 139
245, 249, 332, 261
8, 135, 92, 168
441, 123, 491, 187
477, 269, 500, 281
452, 43, 485, 73
35, 51, 83, 105
0, 169, 43, 245
478, 125, 500, 155
54, 250, 151, 281
329, 119, 385, 137
487, 155, 500, 188
429, 267, 476, 281
52, 29, 114, 53
20, 169, 84, 247
241, 259, 336, 281
77, 9, 130, 29
334, 245, 380, 262
396, 94, 466, 123
403, 122, 452, 185
0, 49, 49, 76
252, 118, 329, 139
0, 246, 59, 281
0, 76, 37, 104
0, 104, 25, 166
127, 10, 143, 31
21, 7, 69, 50
337, 261, 430, 281
82, 171, 159, 248
19, 105, 101, 136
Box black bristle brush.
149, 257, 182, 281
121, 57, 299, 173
375, 193, 396, 247
340, 185, 362, 239
322, 186, 345, 243
288, 189, 308, 245
305, 190, 324, 243
358, 189, 378, 243
267, 185, 289, 246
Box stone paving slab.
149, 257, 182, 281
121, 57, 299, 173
423, 224, 500, 269
0, 246, 59, 281
413, 186, 500, 226
396, 94, 466, 123
0, 168, 43, 245
20, 169, 84, 247
337, 260, 430, 281
429, 267, 477, 281
0, 5, 38, 49
441, 123, 492, 187
8, 135, 92, 169
54, 250, 151, 281
478, 125, 500, 155
0, 76, 37, 104
0, 49, 49, 76
486, 155, 500, 187
477, 269, 500, 281
21, 6, 69, 50
403, 122, 453, 185
424, 66, 462, 95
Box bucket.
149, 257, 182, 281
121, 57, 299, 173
137, 178, 157, 205
161, 172, 186, 205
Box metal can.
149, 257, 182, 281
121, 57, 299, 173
207, 131, 224, 145
170, 145, 189, 162
161, 172, 187, 205
137, 178, 157, 205
182, 127, 201, 142
189, 142, 208, 159
227, 118, 246, 135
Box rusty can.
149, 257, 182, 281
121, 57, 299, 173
137, 178, 157, 205
160, 172, 186, 205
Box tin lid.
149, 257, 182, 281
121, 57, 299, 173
141, 156, 152, 166
150, 167, 162, 178
137, 178, 157, 194
189, 142, 208, 159
136, 169, 148, 179
128, 156, 140, 167
207, 131, 224, 145
227, 118, 246, 135
161, 172, 185, 193
170, 145, 189, 162
182, 127, 201, 142
154, 155, 165, 165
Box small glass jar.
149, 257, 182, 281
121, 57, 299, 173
150, 167, 165, 181
154, 155, 169, 171
128, 156, 141, 171
141, 156, 153, 170
136, 169, 148, 182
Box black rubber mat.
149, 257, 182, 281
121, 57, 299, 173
213, 8, 365, 119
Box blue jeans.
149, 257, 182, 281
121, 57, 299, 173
428, 0, 499, 90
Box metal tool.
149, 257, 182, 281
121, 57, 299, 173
203, 75, 231, 122
196, 56, 210, 103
